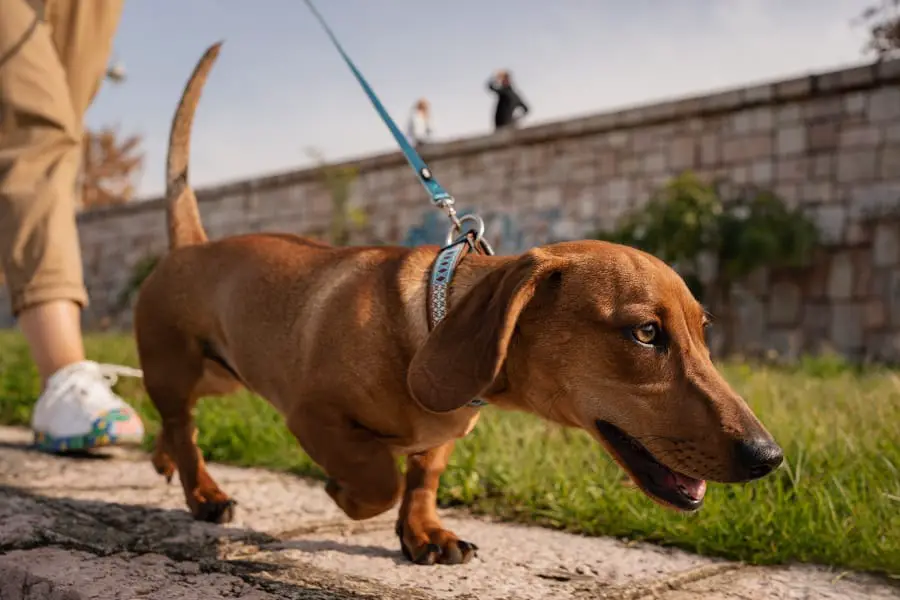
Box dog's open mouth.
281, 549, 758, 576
595, 420, 706, 511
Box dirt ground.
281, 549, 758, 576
0, 425, 896, 600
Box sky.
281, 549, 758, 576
84, 0, 876, 199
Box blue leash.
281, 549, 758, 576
303, 0, 492, 253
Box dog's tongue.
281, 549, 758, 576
671, 473, 707, 501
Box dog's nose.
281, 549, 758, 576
734, 437, 784, 480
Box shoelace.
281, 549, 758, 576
51, 362, 143, 408
96, 363, 144, 387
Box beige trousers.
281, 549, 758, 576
0, 0, 123, 315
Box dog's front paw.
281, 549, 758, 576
395, 520, 478, 565
188, 490, 237, 524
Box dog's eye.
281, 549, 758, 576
631, 323, 660, 346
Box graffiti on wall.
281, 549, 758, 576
402, 206, 581, 254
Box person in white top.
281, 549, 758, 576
406, 98, 433, 148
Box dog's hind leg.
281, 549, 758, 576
395, 441, 478, 565
138, 329, 241, 524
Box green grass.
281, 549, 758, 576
1, 330, 898, 576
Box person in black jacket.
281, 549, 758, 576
487, 69, 529, 131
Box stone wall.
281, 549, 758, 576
2, 59, 900, 361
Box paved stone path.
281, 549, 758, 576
0, 425, 896, 599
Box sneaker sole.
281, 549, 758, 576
33, 410, 143, 454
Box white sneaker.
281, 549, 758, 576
31, 360, 145, 453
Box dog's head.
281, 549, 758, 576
407, 240, 783, 511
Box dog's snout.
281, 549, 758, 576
733, 437, 784, 480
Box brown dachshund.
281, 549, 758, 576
134, 44, 784, 566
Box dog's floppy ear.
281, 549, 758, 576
407, 250, 562, 413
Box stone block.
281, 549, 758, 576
569, 162, 596, 185
880, 146, 900, 179
865, 299, 887, 328
887, 123, 900, 143
804, 97, 843, 120
669, 137, 697, 171
837, 150, 878, 183
752, 107, 775, 132
776, 104, 802, 124
632, 130, 659, 153
578, 189, 599, 219
722, 135, 772, 163
775, 158, 807, 183
846, 221, 868, 245
801, 303, 830, 336
840, 125, 882, 148
750, 160, 774, 184
619, 157, 639, 175
768, 281, 801, 326
809, 153, 834, 179
730, 108, 774, 133
827, 251, 854, 299
641, 152, 667, 174
873, 223, 900, 267
607, 179, 632, 204
843, 92, 868, 116
597, 150, 618, 177
731, 111, 754, 135
534, 187, 562, 209
808, 122, 838, 151
776, 126, 806, 156
874, 265, 894, 299
830, 303, 864, 351
700, 134, 720, 165
733, 292, 766, 351
606, 131, 631, 149
868, 87, 900, 122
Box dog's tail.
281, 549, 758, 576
165, 42, 222, 250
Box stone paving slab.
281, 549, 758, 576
0, 425, 896, 600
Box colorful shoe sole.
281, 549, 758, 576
33, 408, 143, 454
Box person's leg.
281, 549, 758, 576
0, 0, 140, 452
18, 300, 85, 383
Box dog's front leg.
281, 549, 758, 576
288, 403, 402, 521
396, 441, 478, 565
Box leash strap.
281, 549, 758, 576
303, 0, 452, 208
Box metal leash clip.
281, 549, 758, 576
436, 197, 494, 255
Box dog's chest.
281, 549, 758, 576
386, 410, 481, 455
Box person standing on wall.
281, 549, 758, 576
406, 98, 433, 148
487, 69, 529, 131
0, 0, 145, 453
